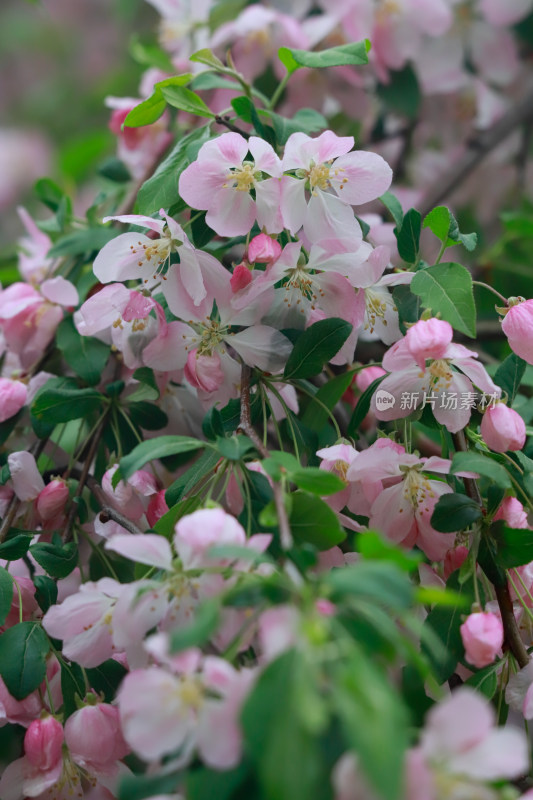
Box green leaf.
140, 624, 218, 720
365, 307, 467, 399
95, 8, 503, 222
0, 622, 50, 700
492, 522, 533, 568
60, 662, 85, 718
262, 108, 327, 145
334, 649, 409, 800
357, 531, 422, 572
0, 567, 13, 627
430, 493, 482, 533
380, 191, 403, 227
136, 125, 211, 215
165, 448, 220, 506
215, 435, 255, 461
395, 208, 421, 264
278, 40, 370, 74
494, 353, 526, 405
124, 94, 167, 128
119, 772, 181, 800
34, 177, 67, 212
31, 378, 104, 424
464, 660, 500, 699
326, 561, 414, 609
422, 572, 471, 682
377, 65, 420, 119
56, 317, 110, 386
410, 262, 476, 337
29, 542, 78, 579
283, 318, 352, 380
190, 48, 225, 69
0, 533, 33, 560
85, 659, 128, 702
33, 576, 58, 614
241, 650, 329, 800
347, 375, 385, 437
97, 157, 131, 183
186, 764, 250, 800
301, 370, 353, 431
169, 600, 220, 653
130, 367, 160, 401
290, 467, 346, 495
161, 86, 215, 118
423, 206, 478, 253
289, 491, 346, 549
127, 401, 168, 431
47, 227, 118, 258
451, 451, 511, 488
119, 435, 207, 482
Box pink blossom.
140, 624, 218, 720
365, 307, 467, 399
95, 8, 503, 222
502, 299, 533, 365
24, 716, 64, 771
481, 402, 526, 452
371, 328, 501, 432
8, 451, 44, 502
494, 496, 529, 529
65, 703, 130, 770
179, 133, 283, 236
248, 234, 282, 264
146, 489, 169, 528
405, 318, 453, 370
184, 350, 225, 394
36, 479, 69, 523
174, 507, 247, 570
94, 211, 227, 311
443, 545, 469, 579
460, 612, 504, 668
408, 687, 529, 792
0, 378, 27, 423
280, 131, 392, 235
0, 676, 43, 728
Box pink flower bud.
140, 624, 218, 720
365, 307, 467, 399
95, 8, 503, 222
0, 378, 27, 423
460, 611, 503, 668
443, 545, 469, 579
24, 716, 64, 770
248, 234, 281, 264
36, 479, 69, 522
64, 702, 129, 769
146, 489, 169, 528
502, 299, 533, 365
184, 349, 224, 393
494, 496, 529, 529
405, 318, 453, 369
230, 263, 253, 293
481, 403, 526, 453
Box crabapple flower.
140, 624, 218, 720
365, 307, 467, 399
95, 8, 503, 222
179, 133, 283, 236
279, 130, 392, 235
494, 496, 529, 529
0, 378, 27, 423
24, 716, 64, 772
371, 318, 501, 432
0, 279, 78, 370
94, 211, 226, 310
36, 479, 69, 525
407, 688, 529, 795
501, 298, 533, 365
118, 651, 255, 768
346, 446, 477, 560
481, 402, 526, 452
460, 612, 504, 668
64, 703, 130, 772
8, 451, 45, 502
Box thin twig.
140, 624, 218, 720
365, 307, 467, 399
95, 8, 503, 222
237, 365, 293, 549
419, 88, 533, 216
215, 116, 250, 139
69, 470, 145, 536
63, 415, 109, 543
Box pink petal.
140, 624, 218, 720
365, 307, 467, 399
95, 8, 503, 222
8, 451, 44, 501
40, 277, 79, 307
330, 151, 393, 205
105, 534, 173, 570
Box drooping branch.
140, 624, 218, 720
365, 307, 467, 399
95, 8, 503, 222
452, 430, 530, 669
238, 364, 293, 549
419, 88, 533, 216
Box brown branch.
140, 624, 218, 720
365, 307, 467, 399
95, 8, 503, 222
419, 88, 533, 216
215, 116, 250, 139
452, 430, 530, 668
237, 364, 293, 549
